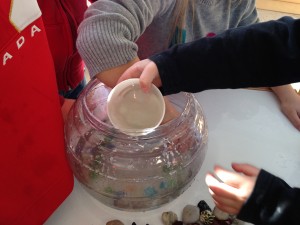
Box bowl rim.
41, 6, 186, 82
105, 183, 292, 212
80, 78, 194, 140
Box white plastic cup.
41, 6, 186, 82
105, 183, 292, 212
107, 78, 165, 136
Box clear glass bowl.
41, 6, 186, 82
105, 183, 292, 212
64, 78, 208, 211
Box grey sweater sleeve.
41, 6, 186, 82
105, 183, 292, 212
76, 0, 174, 77
233, 0, 259, 27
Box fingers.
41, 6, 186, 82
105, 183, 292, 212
117, 59, 161, 93
271, 85, 300, 131
210, 189, 241, 215
213, 165, 243, 188
205, 173, 240, 199
282, 107, 300, 131
117, 60, 147, 83
139, 61, 160, 92
205, 173, 243, 214
205, 164, 259, 215
231, 163, 260, 176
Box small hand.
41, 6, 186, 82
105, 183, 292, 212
118, 59, 180, 123
279, 93, 300, 131
117, 59, 162, 93
95, 57, 140, 88
271, 85, 300, 131
205, 163, 259, 215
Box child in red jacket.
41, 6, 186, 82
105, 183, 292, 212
0, 1, 74, 224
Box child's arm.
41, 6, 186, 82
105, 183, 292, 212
77, 0, 174, 83
119, 17, 300, 95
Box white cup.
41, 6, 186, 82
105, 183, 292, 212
107, 78, 165, 136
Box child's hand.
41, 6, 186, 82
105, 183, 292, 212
271, 85, 300, 131
205, 163, 260, 215
118, 59, 180, 124
117, 59, 162, 93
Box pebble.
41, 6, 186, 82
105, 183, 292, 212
213, 207, 230, 220
106, 219, 124, 225
200, 210, 215, 225
197, 200, 212, 212
162, 211, 178, 225
227, 216, 244, 225
105, 200, 238, 225
182, 205, 200, 224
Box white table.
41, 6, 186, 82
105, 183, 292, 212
46, 89, 300, 225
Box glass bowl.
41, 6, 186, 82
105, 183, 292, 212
64, 78, 208, 211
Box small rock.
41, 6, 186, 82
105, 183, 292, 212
197, 200, 212, 212
213, 207, 229, 220
106, 219, 124, 225
200, 210, 215, 225
230, 217, 245, 225
162, 211, 178, 225
182, 205, 200, 224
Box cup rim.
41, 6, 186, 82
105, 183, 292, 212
106, 78, 165, 136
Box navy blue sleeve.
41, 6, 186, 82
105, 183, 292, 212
149, 17, 300, 95
237, 170, 300, 225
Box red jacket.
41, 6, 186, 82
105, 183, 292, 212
0, 1, 73, 224
37, 0, 88, 92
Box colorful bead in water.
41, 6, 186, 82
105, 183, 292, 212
144, 186, 157, 197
